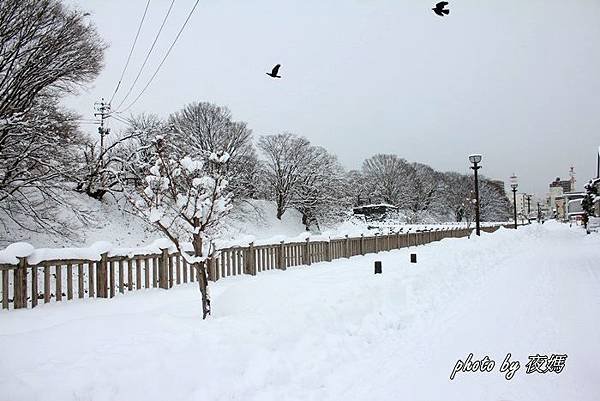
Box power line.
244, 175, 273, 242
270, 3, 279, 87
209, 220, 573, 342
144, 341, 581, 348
109, 113, 132, 126
108, 0, 152, 105
114, 0, 177, 111
116, 0, 201, 114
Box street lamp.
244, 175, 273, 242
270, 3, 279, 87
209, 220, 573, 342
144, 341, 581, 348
469, 154, 482, 236
525, 194, 532, 224
510, 174, 518, 229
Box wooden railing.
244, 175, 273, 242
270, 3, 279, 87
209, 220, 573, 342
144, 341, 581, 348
0, 225, 510, 311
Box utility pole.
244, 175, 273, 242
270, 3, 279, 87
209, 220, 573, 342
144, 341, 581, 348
526, 194, 532, 224
469, 154, 482, 236
597, 146, 599, 179
94, 98, 111, 169
510, 174, 518, 229
537, 202, 542, 223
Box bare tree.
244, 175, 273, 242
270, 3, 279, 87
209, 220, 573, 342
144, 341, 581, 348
440, 172, 471, 222
439, 172, 510, 223
0, 96, 90, 235
76, 114, 162, 199
168, 102, 258, 198
478, 178, 510, 222
291, 146, 351, 230
122, 135, 232, 319
361, 154, 414, 206
258, 133, 314, 220
404, 163, 442, 223
0, 0, 105, 118
0, 0, 104, 234
345, 170, 370, 206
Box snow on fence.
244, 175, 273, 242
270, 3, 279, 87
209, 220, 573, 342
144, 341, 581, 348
0, 225, 509, 311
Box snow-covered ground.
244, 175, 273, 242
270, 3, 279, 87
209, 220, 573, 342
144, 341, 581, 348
1, 222, 597, 401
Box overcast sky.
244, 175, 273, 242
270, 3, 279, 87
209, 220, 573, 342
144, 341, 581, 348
64, 0, 600, 199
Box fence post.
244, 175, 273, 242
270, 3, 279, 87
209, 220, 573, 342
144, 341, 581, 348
14, 257, 28, 309
250, 242, 256, 275
326, 238, 332, 262
277, 241, 286, 271
159, 248, 169, 289
209, 257, 217, 281
374, 234, 379, 253
396, 232, 401, 249
96, 253, 108, 298
245, 243, 256, 275
344, 235, 350, 258
304, 238, 311, 266
360, 234, 365, 255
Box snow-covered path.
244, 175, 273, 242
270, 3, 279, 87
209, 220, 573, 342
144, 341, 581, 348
1, 222, 598, 401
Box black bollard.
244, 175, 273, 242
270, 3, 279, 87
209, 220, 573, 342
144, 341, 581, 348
374, 261, 382, 274
410, 253, 417, 263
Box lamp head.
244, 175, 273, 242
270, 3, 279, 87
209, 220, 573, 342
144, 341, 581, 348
510, 174, 518, 190
469, 154, 482, 164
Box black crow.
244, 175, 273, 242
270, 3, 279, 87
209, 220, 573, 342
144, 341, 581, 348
433, 1, 450, 16
266, 64, 282, 78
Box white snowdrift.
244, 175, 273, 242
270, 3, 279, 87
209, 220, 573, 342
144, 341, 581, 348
0, 222, 598, 401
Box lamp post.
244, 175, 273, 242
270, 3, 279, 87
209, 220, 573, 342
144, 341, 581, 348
469, 154, 482, 236
510, 174, 518, 229
526, 194, 532, 224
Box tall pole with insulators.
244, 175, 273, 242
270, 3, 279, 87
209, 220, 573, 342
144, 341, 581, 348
94, 98, 111, 169
510, 174, 518, 229
469, 154, 482, 236
597, 146, 599, 179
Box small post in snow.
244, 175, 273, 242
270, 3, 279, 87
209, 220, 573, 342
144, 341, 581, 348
410, 253, 417, 264
374, 261, 382, 274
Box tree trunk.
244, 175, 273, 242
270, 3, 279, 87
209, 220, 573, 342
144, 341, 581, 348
194, 262, 211, 319
301, 212, 310, 231
192, 233, 211, 319
276, 195, 285, 220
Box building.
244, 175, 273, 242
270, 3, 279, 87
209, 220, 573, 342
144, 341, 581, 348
353, 204, 399, 222
547, 168, 576, 217
549, 177, 574, 193
556, 192, 585, 222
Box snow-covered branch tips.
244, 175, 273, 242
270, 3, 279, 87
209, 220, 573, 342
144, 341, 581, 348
125, 134, 233, 318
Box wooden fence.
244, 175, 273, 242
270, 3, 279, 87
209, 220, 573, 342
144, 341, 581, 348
0, 225, 508, 311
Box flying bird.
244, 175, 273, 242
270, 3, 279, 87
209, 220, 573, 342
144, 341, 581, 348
432, 1, 450, 16
266, 64, 282, 78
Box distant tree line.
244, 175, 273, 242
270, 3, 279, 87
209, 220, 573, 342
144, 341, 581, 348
76, 101, 510, 230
